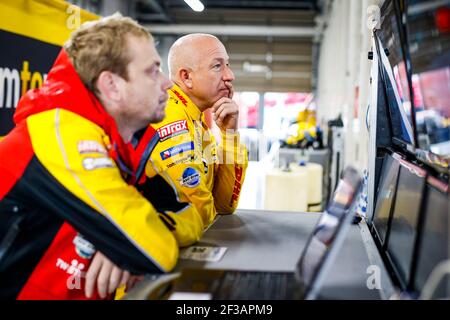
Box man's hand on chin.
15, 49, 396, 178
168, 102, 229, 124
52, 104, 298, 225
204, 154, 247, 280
212, 81, 239, 132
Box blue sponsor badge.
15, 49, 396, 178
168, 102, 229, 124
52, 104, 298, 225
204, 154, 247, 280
160, 142, 194, 160
179, 167, 201, 188
73, 233, 96, 259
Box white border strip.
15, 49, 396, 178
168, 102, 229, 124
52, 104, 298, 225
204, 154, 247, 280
367, 34, 379, 222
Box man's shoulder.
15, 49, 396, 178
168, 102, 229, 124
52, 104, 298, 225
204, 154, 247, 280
27, 109, 105, 135
152, 100, 189, 129
150, 101, 193, 144
26, 108, 108, 157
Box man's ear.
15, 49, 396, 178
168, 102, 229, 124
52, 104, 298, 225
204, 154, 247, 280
96, 71, 123, 102
179, 68, 193, 89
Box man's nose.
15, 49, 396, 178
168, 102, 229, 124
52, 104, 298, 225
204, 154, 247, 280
223, 65, 235, 82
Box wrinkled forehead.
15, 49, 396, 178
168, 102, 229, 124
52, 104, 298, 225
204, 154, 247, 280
191, 37, 229, 65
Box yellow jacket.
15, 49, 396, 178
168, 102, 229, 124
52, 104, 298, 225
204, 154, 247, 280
144, 85, 248, 246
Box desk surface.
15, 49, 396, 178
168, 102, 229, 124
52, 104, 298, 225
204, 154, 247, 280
126, 209, 386, 300
177, 209, 381, 299
178, 209, 320, 272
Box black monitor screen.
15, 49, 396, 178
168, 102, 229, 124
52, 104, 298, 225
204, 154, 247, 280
414, 178, 449, 297
386, 161, 426, 286
373, 154, 400, 246
378, 0, 416, 146
297, 167, 361, 290
407, 0, 450, 157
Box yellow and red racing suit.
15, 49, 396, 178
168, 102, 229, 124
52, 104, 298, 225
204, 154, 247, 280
142, 85, 248, 241
0, 50, 182, 300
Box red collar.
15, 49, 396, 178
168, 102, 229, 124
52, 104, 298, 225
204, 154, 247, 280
14, 49, 154, 184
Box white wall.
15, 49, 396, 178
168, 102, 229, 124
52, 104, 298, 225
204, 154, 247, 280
316, 0, 383, 172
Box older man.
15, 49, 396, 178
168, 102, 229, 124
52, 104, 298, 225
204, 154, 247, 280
0, 15, 184, 300
139, 34, 248, 239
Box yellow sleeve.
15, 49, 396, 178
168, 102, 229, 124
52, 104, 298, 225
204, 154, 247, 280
142, 158, 204, 247
27, 109, 178, 273
149, 118, 217, 232
212, 131, 248, 214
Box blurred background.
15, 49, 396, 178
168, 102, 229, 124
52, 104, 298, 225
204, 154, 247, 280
1, 0, 449, 212
1, 0, 449, 300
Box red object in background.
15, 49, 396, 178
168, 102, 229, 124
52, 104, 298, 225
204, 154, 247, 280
418, 67, 450, 118
284, 93, 308, 105
246, 103, 258, 127
411, 76, 424, 109
435, 7, 450, 33
263, 98, 277, 108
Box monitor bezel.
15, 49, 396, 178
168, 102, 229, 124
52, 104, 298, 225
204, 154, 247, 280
383, 159, 427, 290
371, 153, 402, 249
409, 175, 449, 294
375, 0, 419, 151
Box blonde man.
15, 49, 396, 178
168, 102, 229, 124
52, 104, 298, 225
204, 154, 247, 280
0, 15, 185, 300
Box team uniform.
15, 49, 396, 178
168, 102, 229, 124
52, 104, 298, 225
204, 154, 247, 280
144, 84, 248, 235
0, 50, 186, 299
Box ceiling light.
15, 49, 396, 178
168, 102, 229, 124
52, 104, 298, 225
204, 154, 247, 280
184, 0, 204, 12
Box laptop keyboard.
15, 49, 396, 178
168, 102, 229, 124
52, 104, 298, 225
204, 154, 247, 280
214, 271, 298, 300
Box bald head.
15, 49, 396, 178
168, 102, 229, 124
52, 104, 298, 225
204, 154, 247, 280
167, 33, 235, 110
168, 34, 224, 81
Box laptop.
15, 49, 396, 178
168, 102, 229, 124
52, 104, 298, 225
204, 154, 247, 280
124, 166, 362, 300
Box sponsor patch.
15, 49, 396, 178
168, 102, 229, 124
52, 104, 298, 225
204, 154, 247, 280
172, 89, 188, 106
179, 167, 201, 188
229, 166, 244, 205
157, 120, 188, 141
160, 142, 194, 160
77, 140, 107, 155
167, 155, 194, 168
56, 258, 86, 277
73, 233, 96, 259
82, 157, 114, 170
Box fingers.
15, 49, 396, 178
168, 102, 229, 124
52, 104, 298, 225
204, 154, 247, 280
211, 96, 239, 131
85, 252, 102, 299
211, 97, 231, 112
214, 102, 238, 129
96, 257, 114, 299
85, 252, 131, 299
213, 100, 238, 119
108, 265, 123, 295
213, 104, 226, 122
119, 270, 131, 288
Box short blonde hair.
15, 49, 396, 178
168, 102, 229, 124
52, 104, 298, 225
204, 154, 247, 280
64, 14, 152, 93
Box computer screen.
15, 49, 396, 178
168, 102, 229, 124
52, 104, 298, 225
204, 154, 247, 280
377, 0, 417, 147
372, 154, 400, 247
386, 161, 426, 287
407, 0, 450, 157
297, 167, 361, 289
413, 177, 449, 297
